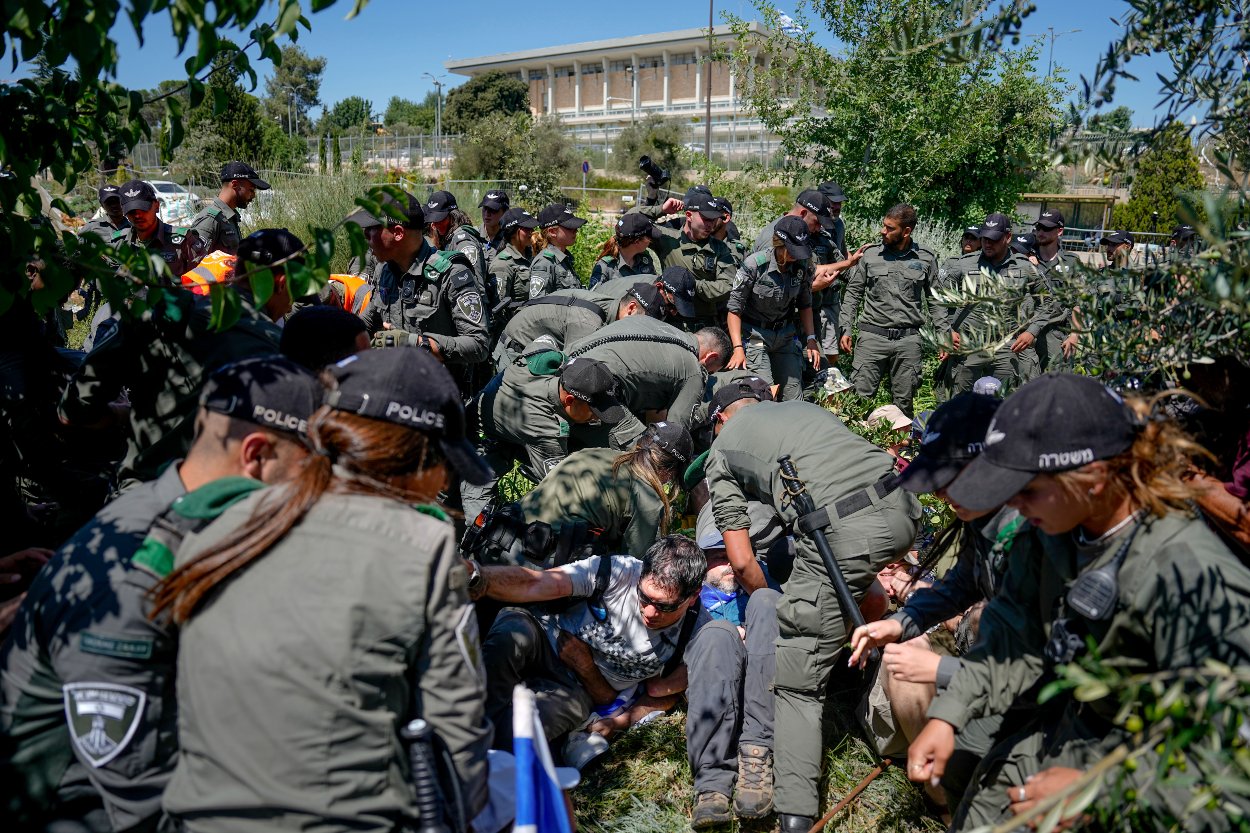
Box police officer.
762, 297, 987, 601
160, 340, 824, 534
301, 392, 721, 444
839, 203, 950, 416
60, 224, 282, 488
931, 228, 984, 401
936, 212, 1059, 395
493, 282, 663, 372
152, 348, 493, 831
424, 190, 493, 299
79, 184, 130, 242
1032, 210, 1080, 370
564, 316, 730, 449
463, 355, 628, 521
726, 215, 820, 402
1100, 229, 1134, 269
517, 421, 693, 559
810, 182, 862, 367
488, 207, 539, 327
705, 389, 921, 832
529, 204, 586, 299
636, 192, 739, 323
355, 192, 489, 369
189, 162, 270, 255
478, 188, 510, 264
589, 212, 659, 287
752, 189, 834, 253
910, 373, 1250, 830
108, 179, 206, 280
1, 356, 318, 832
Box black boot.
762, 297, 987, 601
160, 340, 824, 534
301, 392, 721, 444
778, 813, 814, 832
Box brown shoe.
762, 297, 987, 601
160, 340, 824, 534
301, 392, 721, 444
734, 745, 774, 819
691, 791, 732, 829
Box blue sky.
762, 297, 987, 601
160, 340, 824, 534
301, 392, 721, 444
95, 0, 1174, 127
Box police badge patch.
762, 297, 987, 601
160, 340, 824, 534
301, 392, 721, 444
704, 255, 716, 273
63, 682, 146, 767
458, 291, 484, 324
458, 242, 478, 260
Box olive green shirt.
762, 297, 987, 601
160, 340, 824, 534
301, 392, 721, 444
476, 363, 575, 481
729, 249, 813, 324
189, 196, 242, 255
527, 245, 581, 299
497, 288, 611, 354
518, 446, 666, 559
489, 243, 533, 314
589, 251, 657, 288
645, 224, 738, 319
935, 249, 1060, 342
108, 221, 206, 282
839, 241, 949, 333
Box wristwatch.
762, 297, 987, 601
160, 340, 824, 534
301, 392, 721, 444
465, 557, 485, 597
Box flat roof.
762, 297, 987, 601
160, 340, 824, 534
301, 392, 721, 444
445, 23, 766, 74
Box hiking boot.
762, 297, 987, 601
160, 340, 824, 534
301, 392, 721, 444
778, 812, 815, 833
734, 745, 774, 818
691, 791, 732, 829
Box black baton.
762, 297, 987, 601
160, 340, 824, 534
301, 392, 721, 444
401, 719, 453, 833
777, 455, 868, 633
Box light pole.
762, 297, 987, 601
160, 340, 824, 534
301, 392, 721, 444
1044, 27, 1080, 78
705, 0, 713, 171
277, 81, 313, 136
423, 72, 446, 172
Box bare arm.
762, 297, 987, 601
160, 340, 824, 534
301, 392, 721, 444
723, 527, 768, 593
556, 631, 617, 706
477, 564, 574, 603
1191, 472, 1250, 551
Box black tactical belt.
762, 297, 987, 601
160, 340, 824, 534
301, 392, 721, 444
795, 472, 901, 532
858, 322, 919, 340
741, 312, 792, 330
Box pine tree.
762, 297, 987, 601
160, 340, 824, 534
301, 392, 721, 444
1111, 122, 1206, 231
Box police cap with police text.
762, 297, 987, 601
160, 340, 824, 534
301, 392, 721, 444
684, 185, 713, 204
615, 212, 657, 240
946, 373, 1138, 511
200, 355, 321, 439
500, 207, 539, 234
538, 203, 588, 230
796, 189, 835, 231
559, 357, 627, 424
325, 349, 493, 484
98, 184, 122, 206
220, 161, 271, 190
898, 393, 1001, 494
626, 282, 664, 318
659, 266, 698, 319
478, 190, 510, 211
709, 376, 774, 420
424, 190, 458, 223
774, 215, 813, 260
118, 180, 158, 214
642, 421, 693, 465
685, 192, 725, 220
978, 213, 1012, 241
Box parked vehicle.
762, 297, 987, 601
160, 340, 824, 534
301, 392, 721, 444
145, 180, 201, 225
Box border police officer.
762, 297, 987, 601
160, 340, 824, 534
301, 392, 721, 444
529, 204, 586, 299
189, 162, 270, 255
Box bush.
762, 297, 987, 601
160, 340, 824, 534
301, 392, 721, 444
238, 171, 373, 274
610, 115, 689, 182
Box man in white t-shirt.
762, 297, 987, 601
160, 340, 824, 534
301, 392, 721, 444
468, 536, 707, 753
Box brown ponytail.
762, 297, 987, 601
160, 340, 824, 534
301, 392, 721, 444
151, 403, 446, 624
597, 235, 621, 261
612, 438, 684, 534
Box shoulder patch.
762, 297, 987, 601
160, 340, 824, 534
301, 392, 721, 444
601, 255, 616, 265
205, 207, 222, 219
64, 682, 146, 767
111, 229, 127, 241
753, 251, 769, 268
497, 252, 513, 261
541, 249, 557, 261
414, 503, 450, 522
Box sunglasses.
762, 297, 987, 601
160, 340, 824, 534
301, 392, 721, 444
636, 583, 688, 613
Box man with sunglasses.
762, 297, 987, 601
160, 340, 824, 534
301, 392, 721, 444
469, 535, 707, 762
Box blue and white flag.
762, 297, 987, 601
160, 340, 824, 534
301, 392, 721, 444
513, 685, 574, 833
778, 13, 804, 37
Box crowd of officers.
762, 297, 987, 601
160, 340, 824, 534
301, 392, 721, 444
0, 157, 1247, 833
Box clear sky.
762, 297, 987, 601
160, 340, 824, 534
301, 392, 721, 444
91, 0, 1175, 127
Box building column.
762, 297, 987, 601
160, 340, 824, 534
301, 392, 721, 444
573, 60, 581, 114
545, 63, 554, 115
663, 49, 671, 107
694, 46, 702, 104
630, 53, 639, 117
602, 57, 610, 115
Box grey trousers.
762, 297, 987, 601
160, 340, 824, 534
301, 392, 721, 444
684, 588, 780, 795
482, 608, 593, 750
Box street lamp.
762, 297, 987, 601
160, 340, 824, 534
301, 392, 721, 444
423, 72, 446, 172
277, 81, 313, 136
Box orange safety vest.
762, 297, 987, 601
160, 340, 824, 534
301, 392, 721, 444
329, 274, 372, 314
181, 251, 238, 295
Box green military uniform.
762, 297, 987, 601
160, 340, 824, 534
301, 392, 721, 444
527, 244, 581, 299
728, 250, 814, 401
632, 205, 737, 321
723, 235, 749, 268
811, 218, 847, 357
935, 249, 1059, 395
59, 291, 281, 488
839, 241, 947, 416
488, 243, 533, 329
463, 356, 579, 521
0, 463, 188, 831
706, 400, 921, 819
448, 223, 493, 304
518, 446, 666, 559
163, 488, 491, 832
482, 226, 506, 267
565, 316, 706, 449
1035, 249, 1080, 371
492, 288, 611, 373
109, 222, 206, 282
79, 215, 130, 243
361, 240, 489, 366
931, 511, 1250, 831
589, 251, 657, 288
189, 196, 242, 255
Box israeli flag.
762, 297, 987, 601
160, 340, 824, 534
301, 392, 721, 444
778, 13, 804, 37
513, 685, 574, 833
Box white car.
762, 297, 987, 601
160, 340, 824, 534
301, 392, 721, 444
145, 180, 202, 225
